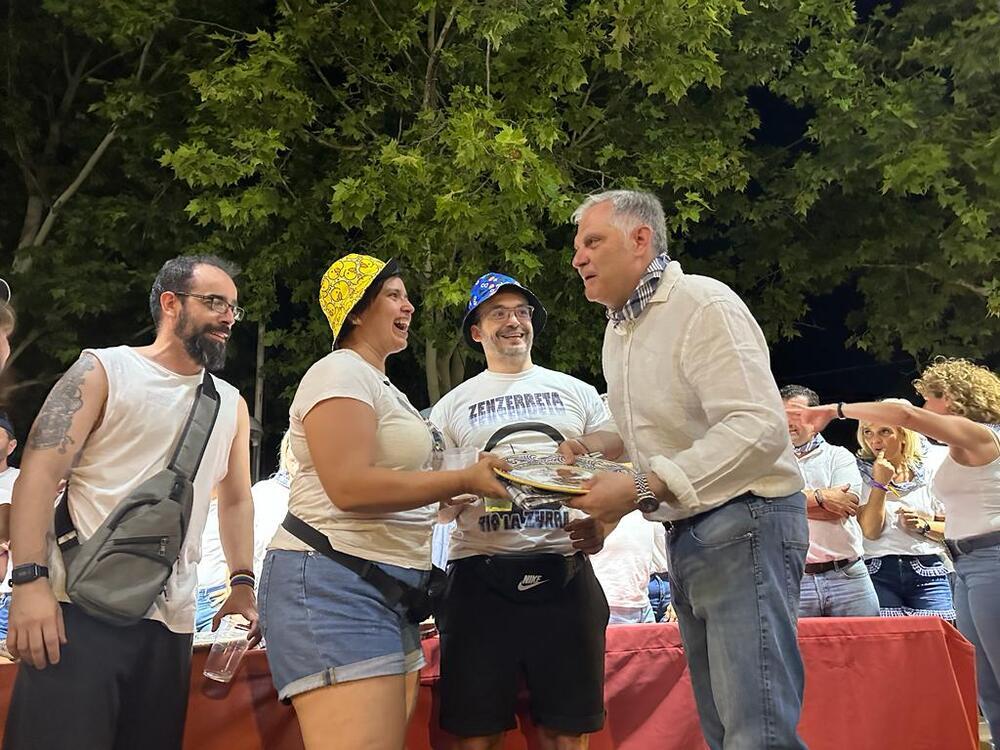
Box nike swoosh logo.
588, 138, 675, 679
517, 579, 548, 591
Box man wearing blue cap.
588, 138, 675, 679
429, 272, 623, 749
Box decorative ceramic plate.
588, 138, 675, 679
493, 452, 628, 495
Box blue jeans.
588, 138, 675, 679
667, 493, 809, 750
799, 559, 879, 618
953, 544, 1000, 742
194, 583, 228, 632
0, 592, 9, 641
648, 573, 672, 622
865, 554, 955, 619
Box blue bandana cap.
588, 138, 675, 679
462, 272, 547, 348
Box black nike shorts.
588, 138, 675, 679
437, 555, 609, 737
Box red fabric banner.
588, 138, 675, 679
0, 617, 978, 749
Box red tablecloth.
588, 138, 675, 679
0, 617, 979, 749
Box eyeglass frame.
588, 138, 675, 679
480, 304, 535, 324
172, 291, 245, 321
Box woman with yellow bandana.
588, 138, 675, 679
259, 253, 509, 750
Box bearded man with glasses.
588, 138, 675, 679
4, 254, 257, 750
429, 272, 624, 750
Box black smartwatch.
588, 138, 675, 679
633, 471, 661, 513
9, 563, 49, 587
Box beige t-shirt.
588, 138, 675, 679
268, 349, 436, 569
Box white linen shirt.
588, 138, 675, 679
602, 262, 803, 522
796, 442, 866, 562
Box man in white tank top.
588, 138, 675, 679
3, 256, 256, 750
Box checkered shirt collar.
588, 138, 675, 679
607, 252, 671, 327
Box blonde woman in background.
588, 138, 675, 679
789, 358, 1000, 742
854, 401, 954, 620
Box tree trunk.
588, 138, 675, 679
253, 320, 265, 482
449, 344, 465, 391
425, 336, 442, 405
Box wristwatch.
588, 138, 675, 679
633, 471, 661, 513
9, 563, 49, 587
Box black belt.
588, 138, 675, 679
804, 557, 859, 575
945, 529, 1000, 559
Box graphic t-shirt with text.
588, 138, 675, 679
429, 366, 612, 558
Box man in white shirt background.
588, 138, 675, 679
0, 413, 20, 641
781, 385, 879, 617
430, 272, 622, 750
566, 190, 809, 750
590, 510, 657, 624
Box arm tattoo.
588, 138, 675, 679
27, 354, 97, 454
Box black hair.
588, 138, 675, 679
149, 254, 240, 327
779, 384, 820, 406
0, 412, 14, 439
334, 260, 402, 349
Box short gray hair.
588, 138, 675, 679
571, 190, 669, 256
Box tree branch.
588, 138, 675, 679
368, 0, 414, 65
31, 124, 118, 247
135, 33, 155, 81
422, 4, 458, 111
856, 263, 990, 297
4, 328, 42, 372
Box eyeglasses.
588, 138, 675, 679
173, 292, 245, 321
482, 305, 534, 323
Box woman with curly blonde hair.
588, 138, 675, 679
788, 358, 1000, 740
854, 401, 954, 621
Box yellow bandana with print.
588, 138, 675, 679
319, 253, 388, 340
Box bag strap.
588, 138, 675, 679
281, 513, 410, 609
484, 421, 566, 452
168, 370, 221, 482
54, 369, 221, 553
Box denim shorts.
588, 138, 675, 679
865, 554, 955, 619
259, 549, 429, 702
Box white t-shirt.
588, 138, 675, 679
590, 510, 656, 608
198, 474, 291, 591
268, 349, 436, 570
429, 365, 612, 558
250, 476, 289, 579
196, 500, 227, 591
796, 441, 866, 563
47, 346, 240, 633
651, 522, 668, 573
860, 482, 946, 558
0, 466, 21, 595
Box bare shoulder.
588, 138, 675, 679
26, 352, 108, 453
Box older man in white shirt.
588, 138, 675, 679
781, 385, 879, 617
563, 190, 808, 750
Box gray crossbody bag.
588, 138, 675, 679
53, 370, 221, 626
